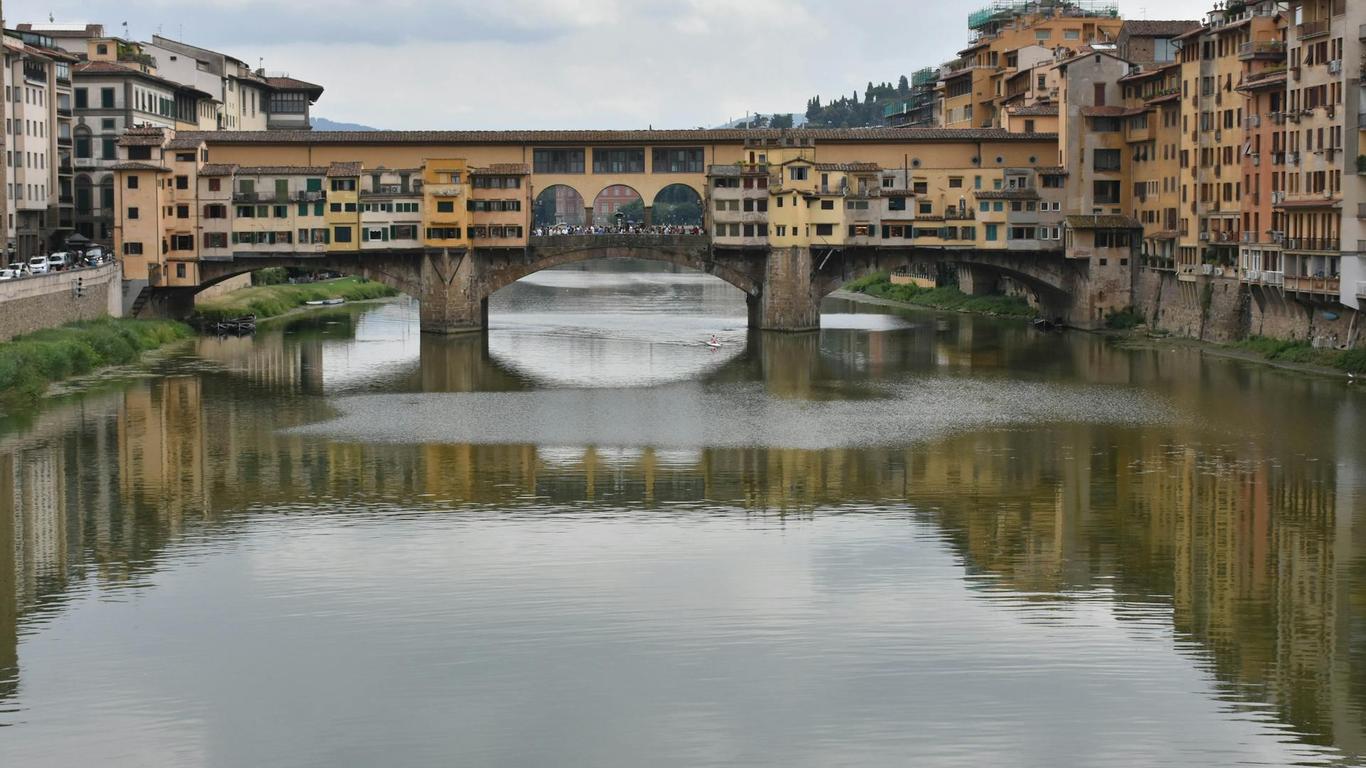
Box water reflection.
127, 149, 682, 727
0, 264, 1362, 766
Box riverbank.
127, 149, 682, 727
0, 317, 192, 406
191, 276, 398, 324
841, 273, 1036, 318
836, 275, 1364, 377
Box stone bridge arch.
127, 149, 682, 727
481, 236, 761, 299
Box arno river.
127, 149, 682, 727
1, 262, 1363, 767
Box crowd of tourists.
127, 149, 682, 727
532, 224, 704, 237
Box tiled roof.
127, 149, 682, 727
176, 127, 1058, 146
166, 137, 205, 150
1274, 198, 1341, 209
327, 161, 363, 177
1065, 214, 1142, 229
1008, 104, 1058, 116
236, 165, 329, 175
198, 164, 239, 177
1080, 105, 1144, 118
1035, 166, 1068, 175
73, 60, 179, 88
470, 163, 530, 175
263, 76, 324, 95
109, 161, 169, 171
814, 162, 880, 172
117, 131, 165, 147
1120, 20, 1200, 37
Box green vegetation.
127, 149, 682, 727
1229, 336, 1366, 375
252, 267, 290, 286
844, 272, 1036, 318
0, 318, 192, 405
805, 80, 910, 128
191, 276, 397, 323
1104, 307, 1145, 330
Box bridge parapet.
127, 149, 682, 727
528, 234, 711, 250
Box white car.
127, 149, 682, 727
27, 256, 49, 274
85, 247, 106, 265
0, 268, 18, 280
46, 252, 69, 271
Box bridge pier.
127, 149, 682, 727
956, 263, 998, 296
418, 249, 486, 335
754, 246, 821, 332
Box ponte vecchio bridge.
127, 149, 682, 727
112, 127, 1140, 331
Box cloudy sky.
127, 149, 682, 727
10, 0, 1200, 130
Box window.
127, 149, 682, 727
204, 233, 228, 248
985, 224, 999, 241
426, 226, 461, 239
74, 88, 87, 109
1094, 180, 1121, 204
203, 204, 226, 219
175, 175, 189, 190
814, 223, 834, 236
128, 146, 151, 160
790, 166, 808, 181
208, 178, 221, 192
123, 242, 143, 255
437, 200, 454, 213
532, 148, 585, 174
100, 87, 115, 108
820, 200, 834, 210
102, 138, 116, 159
330, 178, 356, 192
651, 147, 704, 173
177, 205, 189, 219
1093, 149, 1121, 171
592, 148, 645, 173
127, 207, 139, 219
333, 226, 353, 243
948, 177, 963, 188
888, 197, 906, 211
170, 234, 194, 251
127, 175, 139, 189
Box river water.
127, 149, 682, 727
1, 262, 1364, 767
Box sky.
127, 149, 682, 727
9, 0, 1203, 130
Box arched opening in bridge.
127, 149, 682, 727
592, 185, 642, 228
533, 185, 586, 229
651, 184, 703, 228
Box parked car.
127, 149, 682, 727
27, 256, 49, 274
85, 246, 106, 265
7, 262, 28, 276
0, 267, 19, 280
46, 252, 69, 271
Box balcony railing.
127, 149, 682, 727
1298, 19, 1330, 39
1285, 275, 1340, 294
1282, 237, 1340, 252
1239, 40, 1286, 59
944, 208, 975, 221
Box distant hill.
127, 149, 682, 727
311, 117, 378, 132
713, 113, 807, 130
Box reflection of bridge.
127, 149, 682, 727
159, 234, 1082, 333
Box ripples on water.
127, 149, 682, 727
0, 261, 1363, 767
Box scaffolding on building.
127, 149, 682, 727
967, 0, 1119, 31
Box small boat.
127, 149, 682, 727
1032, 318, 1062, 332
305, 297, 345, 306
211, 314, 257, 335
703, 339, 723, 348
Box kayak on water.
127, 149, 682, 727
306, 298, 345, 306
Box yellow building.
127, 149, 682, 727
324, 161, 362, 252
421, 158, 469, 249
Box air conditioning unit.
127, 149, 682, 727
1246, 269, 1261, 282
1199, 231, 1210, 241
1200, 263, 1214, 275
1328, 59, 1342, 74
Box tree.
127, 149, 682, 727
771, 113, 794, 129
852, 90, 859, 104
866, 81, 875, 103
805, 96, 821, 120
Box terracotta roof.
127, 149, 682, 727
74, 60, 178, 88
1148, 230, 1180, 240
1237, 71, 1287, 91
198, 164, 239, 177
1274, 198, 1341, 209
1080, 105, 1144, 118
263, 76, 324, 96
109, 161, 169, 171
814, 162, 881, 172
470, 163, 530, 175
1036, 166, 1068, 175
236, 165, 329, 175
1008, 104, 1058, 116
117, 132, 165, 147
166, 137, 205, 150
1146, 92, 1181, 106
1120, 20, 1200, 38
1065, 214, 1141, 229
177, 127, 1058, 146
327, 161, 363, 177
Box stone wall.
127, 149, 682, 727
1250, 290, 1361, 348
1135, 271, 1247, 342
0, 263, 123, 342
193, 273, 252, 304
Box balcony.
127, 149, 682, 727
944, 208, 976, 221
56, 107, 72, 118
1238, 40, 1286, 60
425, 183, 464, 197
292, 190, 327, 202
1298, 20, 1330, 39
1282, 237, 1340, 252
1285, 275, 1340, 294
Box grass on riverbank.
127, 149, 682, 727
0, 318, 192, 405
191, 276, 398, 323
843, 272, 1036, 318
1229, 336, 1366, 375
